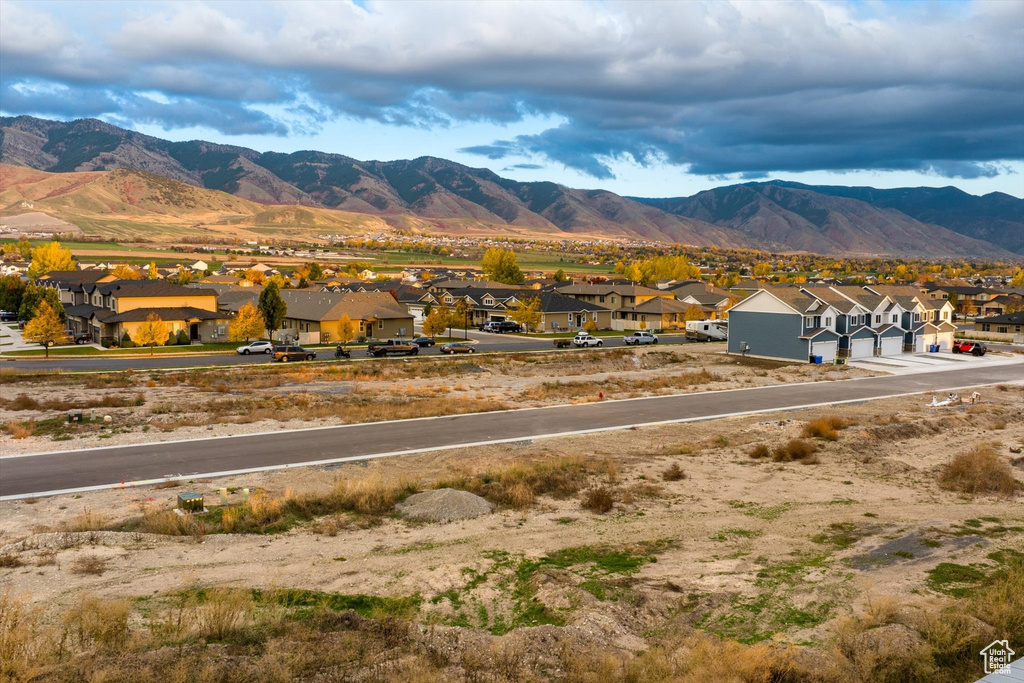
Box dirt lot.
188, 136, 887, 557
1, 380, 1021, 681
0, 344, 874, 455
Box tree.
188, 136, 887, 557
0, 275, 27, 314
18, 282, 64, 323
132, 313, 170, 355
28, 241, 75, 278
23, 300, 67, 358
267, 272, 289, 289
258, 280, 287, 340
12, 238, 32, 260
584, 319, 598, 334
508, 296, 542, 332
307, 262, 325, 281
422, 308, 450, 338
147, 262, 160, 280
245, 267, 266, 285
229, 302, 265, 342
553, 268, 569, 282
453, 298, 472, 339
168, 265, 195, 285
1010, 268, 1024, 286
684, 305, 705, 322
336, 313, 356, 345
753, 263, 772, 278
110, 264, 141, 280
481, 248, 525, 284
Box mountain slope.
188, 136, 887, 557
1, 115, 1019, 257
637, 183, 1015, 258
762, 181, 1024, 254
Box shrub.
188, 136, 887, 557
582, 487, 614, 514
748, 444, 771, 459
60, 595, 132, 652
177, 330, 189, 345
802, 419, 839, 441
119, 332, 135, 348
772, 439, 819, 462
164, 334, 177, 346
70, 555, 108, 575
0, 554, 23, 568
662, 463, 686, 481
938, 443, 1019, 497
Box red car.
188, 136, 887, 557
951, 341, 987, 356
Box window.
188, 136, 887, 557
982, 324, 990, 332
825, 317, 832, 326
892, 314, 898, 323
804, 317, 812, 327
599, 296, 605, 303
875, 315, 881, 324
567, 313, 573, 323
998, 327, 1008, 334
378, 320, 384, 330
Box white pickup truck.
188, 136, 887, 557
623, 331, 659, 345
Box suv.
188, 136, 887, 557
482, 321, 522, 333
623, 331, 658, 345
272, 345, 317, 362
952, 340, 987, 356
0, 311, 16, 322
366, 338, 419, 357
237, 341, 274, 355
572, 333, 603, 347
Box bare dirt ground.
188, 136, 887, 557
1, 381, 1021, 681
0, 344, 875, 455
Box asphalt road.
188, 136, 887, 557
2, 361, 1020, 499
0, 332, 690, 372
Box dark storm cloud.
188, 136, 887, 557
1, 0, 1021, 179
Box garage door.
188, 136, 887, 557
918, 334, 936, 352
811, 340, 837, 363
934, 332, 953, 351
880, 336, 902, 356
850, 338, 874, 359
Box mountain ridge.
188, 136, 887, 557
1, 115, 1020, 258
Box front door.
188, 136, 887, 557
189, 323, 199, 341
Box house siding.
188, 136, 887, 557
728, 311, 807, 361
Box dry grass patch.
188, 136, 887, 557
3, 421, 34, 439
748, 444, 771, 459
437, 455, 594, 510
772, 439, 820, 463
70, 555, 108, 576
802, 415, 852, 441
581, 487, 615, 514
938, 442, 1020, 497
661, 462, 686, 481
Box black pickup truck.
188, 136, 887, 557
366, 338, 420, 357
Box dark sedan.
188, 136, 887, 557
410, 336, 435, 347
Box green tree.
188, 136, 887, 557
508, 295, 542, 332
28, 241, 75, 278
18, 282, 64, 323
132, 313, 170, 355
0, 275, 27, 314
258, 280, 287, 340
23, 300, 67, 358
481, 248, 525, 284
553, 268, 569, 282
307, 262, 325, 280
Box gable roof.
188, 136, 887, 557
975, 311, 1024, 325
558, 283, 665, 297
90, 281, 218, 299
279, 290, 411, 322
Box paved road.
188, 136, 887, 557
2, 361, 1020, 499
0, 330, 692, 372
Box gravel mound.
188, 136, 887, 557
396, 488, 494, 522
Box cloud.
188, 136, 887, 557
0, 0, 1021, 178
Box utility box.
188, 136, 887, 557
67, 410, 82, 423
177, 492, 204, 513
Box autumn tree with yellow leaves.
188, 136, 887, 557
23, 300, 67, 358
132, 313, 170, 355
229, 303, 266, 342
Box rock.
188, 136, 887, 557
395, 488, 494, 523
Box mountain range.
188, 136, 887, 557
1, 115, 1021, 258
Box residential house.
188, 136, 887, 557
973, 311, 1024, 341
43, 276, 228, 344
979, 294, 1024, 317
864, 285, 957, 351
614, 297, 693, 331
922, 284, 1006, 315
727, 288, 843, 362
416, 288, 611, 332
279, 290, 414, 344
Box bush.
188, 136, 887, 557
164, 334, 177, 346
177, 330, 189, 345
70, 555, 108, 575
938, 443, 1019, 497
662, 463, 686, 481
748, 444, 771, 459
119, 332, 135, 348
582, 487, 614, 514
772, 439, 819, 462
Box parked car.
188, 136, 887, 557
237, 341, 274, 355
952, 340, 987, 356
71, 331, 92, 344
366, 338, 419, 357
410, 336, 435, 347
272, 345, 317, 362
0, 310, 16, 322
572, 333, 603, 347
440, 342, 476, 354
623, 331, 659, 345
481, 321, 522, 333
553, 338, 572, 348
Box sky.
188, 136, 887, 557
1, 0, 1022, 198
